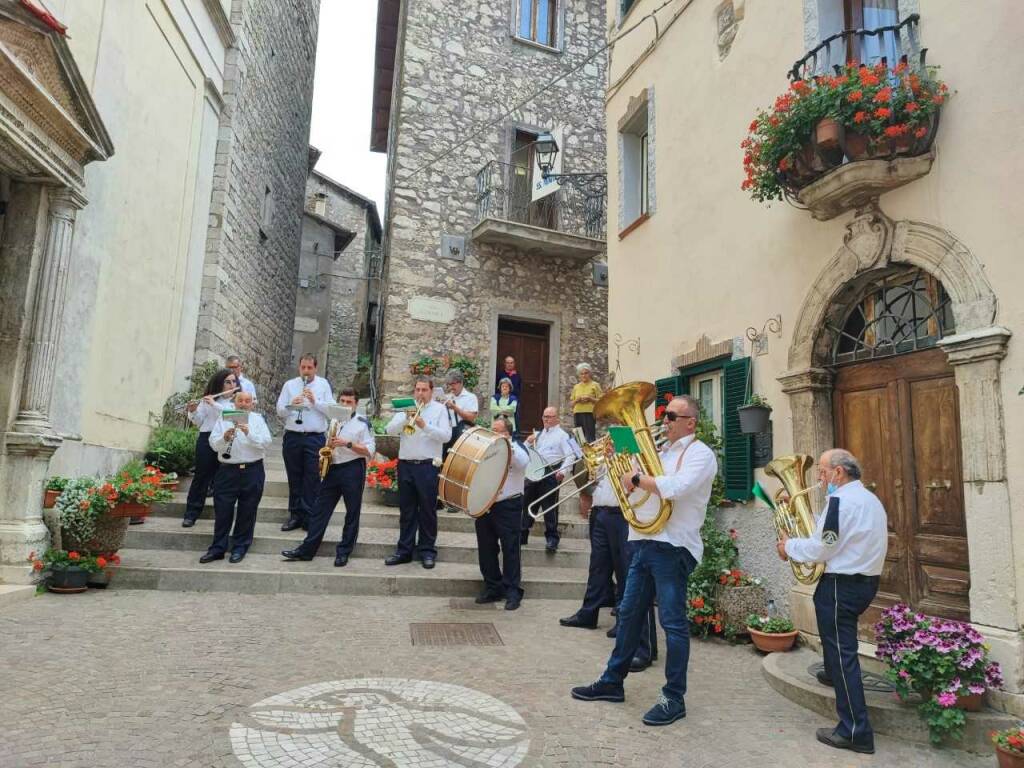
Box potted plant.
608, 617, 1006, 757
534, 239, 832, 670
145, 425, 198, 476
446, 354, 481, 390
108, 461, 173, 519
28, 548, 109, 594
56, 477, 124, 553
159, 472, 180, 492
366, 459, 399, 506
371, 417, 400, 460
737, 394, 771, 434
713, 565, 766, 635
746, 613, 798, 652
410, 352, 447, 378
875, 603, 1003, 744
992, 726, 1024, 768
43, 476, 68, 509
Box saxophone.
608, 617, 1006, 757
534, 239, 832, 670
319, 419, 339, 480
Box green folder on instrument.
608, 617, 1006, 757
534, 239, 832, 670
222, 409, 249, 425
391, 397, 416, 409
608, 425, 641, 454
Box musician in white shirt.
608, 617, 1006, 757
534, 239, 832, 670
442, 368, 478, 458
572, 394, 717, 728
282, 388, 375, 567
778, 449, 887, 755
275, 354, 335, 532
225, 355, 257, 402
201, 391, 271, 564
384, 376, 452, 569
523, 406, 577, 551
473, 416, 528, 610
182, 368, 238, 528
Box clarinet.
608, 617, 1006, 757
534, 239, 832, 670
295, 375, 310, 425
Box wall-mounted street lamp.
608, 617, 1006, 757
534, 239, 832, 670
534, 132, 608, 199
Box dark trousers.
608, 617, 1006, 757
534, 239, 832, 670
282, 430, 324, 524
208, 461, 265, 556
396, 460, 439, 559
475, 495, 524, 600
574, 411, 597, 442
442, 420, 468, 460
523, 472, 559, 546
814, 574, 879, 746
600, 541, 695, 703
184, 431, 218, 522
295, 459, 365, 558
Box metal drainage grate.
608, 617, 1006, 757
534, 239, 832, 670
410, 622, 504, 647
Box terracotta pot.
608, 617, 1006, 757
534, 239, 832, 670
813, 118, 844, 167
748, 627, 798, 653
43, 489, 60, 508
160, 481, 179, 492
47, 566, 90, 593
843, 131, 874, 161
957, 691, 983, 712
109, 502, 152, 519
997, 745, 1024, 768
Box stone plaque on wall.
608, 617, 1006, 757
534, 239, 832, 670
440, 234, 466, 261
408, 296, 456, 324
294, 316, 319, 333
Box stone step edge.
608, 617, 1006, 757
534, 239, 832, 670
761, 649, 1015, 754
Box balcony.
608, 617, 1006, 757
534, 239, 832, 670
472, 160, 606, 259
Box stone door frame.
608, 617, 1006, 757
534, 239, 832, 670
487, 309, 561, 411
778, 202, 1020, 691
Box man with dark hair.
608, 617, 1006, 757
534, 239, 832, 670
225, 355, 257, 401
777, 448, 887, 755
384, 375, 451, 569
275, 354, 334, 532
281, 388, 374, 567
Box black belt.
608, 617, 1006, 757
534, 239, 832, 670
496, 493, 522, 502
221, 460, 263, 470
592, 505, 619, 512
400, 458, 435, 465
822, 573, 880, 584
286, 430, 325, 436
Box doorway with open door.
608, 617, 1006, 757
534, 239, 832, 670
496, 318, 551, 435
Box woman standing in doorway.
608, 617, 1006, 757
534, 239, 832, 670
490, 378, 519, 435
570, 363, 602, 442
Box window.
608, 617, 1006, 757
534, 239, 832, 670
516, 0, 558, 49
621, 0, 639, 19
619, 90, 652, 232
655, 355, 751, 502
817, 0, 900, 69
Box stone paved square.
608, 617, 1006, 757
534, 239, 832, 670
0, 591, 991, 767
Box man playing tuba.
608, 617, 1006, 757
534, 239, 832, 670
571, 394, 717, 727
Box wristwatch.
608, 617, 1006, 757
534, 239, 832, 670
346, 441, 353, 449
631, 472, 641, 488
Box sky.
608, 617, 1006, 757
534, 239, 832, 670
309, 1, 387, 212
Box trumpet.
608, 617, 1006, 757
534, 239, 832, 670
402, 401, 426, 435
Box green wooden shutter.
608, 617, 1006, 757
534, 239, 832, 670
654, 374, 684, 405
621, 0, 638, 16
722, 358, 752, 501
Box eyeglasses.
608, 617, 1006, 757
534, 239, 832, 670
663, 412, 696, 422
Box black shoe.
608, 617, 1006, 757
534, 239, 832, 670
229, 551, 245, 564
610, 606, 618, 617
281, 549, 313, 561
505, 597, 521, 611
182, 519, 196, 528
560, 613, 598, 629
199, 552, 224, 564
421, 556, 436, 570
642, 695, 686, 726
606, 625, 618, 638
630, 657, 652, 672
281, 518, 302, 532
129, 517, 145, 525
816, 728, 874, 754
570, 681, 625, 703
475, 592, 504, 604
545, 541, 558, 553
334, 555, 349, 567
520, 535, 529, 546
816, 670, 833, 687
385, 554, 412, 566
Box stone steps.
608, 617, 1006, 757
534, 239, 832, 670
762, 646, 1015, 754
125, 515, 591, 568
114, 548, 588, 599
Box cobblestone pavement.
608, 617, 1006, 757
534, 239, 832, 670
0, 591, 990, 768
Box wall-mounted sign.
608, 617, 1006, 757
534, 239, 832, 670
294, 316, 319, 333
440, 234, 465, 261
408, 296, 456, 324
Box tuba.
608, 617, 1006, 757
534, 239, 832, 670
764, 454, 825, 585
595, 382, 671, 535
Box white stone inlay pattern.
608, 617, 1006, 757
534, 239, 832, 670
230, 678, 529, 767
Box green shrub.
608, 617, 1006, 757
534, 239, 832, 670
161, 360, 222, 427
145, 426, 197, 475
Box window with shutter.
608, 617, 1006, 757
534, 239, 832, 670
722, 358, 752, 501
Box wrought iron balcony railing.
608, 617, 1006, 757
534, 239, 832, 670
789, 13, 922, 81
475, 160, 606, 241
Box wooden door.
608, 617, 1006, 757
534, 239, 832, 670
497, 319, 549, 434
834, 348, 969, 635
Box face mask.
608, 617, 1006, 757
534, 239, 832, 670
826, 469, 840, 496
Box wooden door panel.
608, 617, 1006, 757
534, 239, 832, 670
498, 324, 549, 434
907, 377, 965, 533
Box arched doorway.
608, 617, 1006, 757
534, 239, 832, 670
828, 268, 969, 623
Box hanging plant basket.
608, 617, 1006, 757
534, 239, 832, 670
737, 404, 772, 434
47, 566, 91, 594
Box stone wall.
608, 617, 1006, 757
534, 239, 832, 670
377, 0, 608, 419
195, 0, 320, 404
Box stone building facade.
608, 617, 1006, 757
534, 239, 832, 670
292, 166, 383, 394
195, 0, 321, 401
370, 0, 608, 429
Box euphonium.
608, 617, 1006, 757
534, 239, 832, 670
319, 419, 339, 480
764, 453, 825, 585
594, 381, 671, 535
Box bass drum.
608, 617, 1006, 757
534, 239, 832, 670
438, 427, 512, 518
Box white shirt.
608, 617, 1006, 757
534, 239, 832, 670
447, 389, 479, 427
534, 426, 576, 474
328, 416, 376, 465
628, 435, 718, 559
187, 397, 232, 432
785, 480, 888, 576
590, 474, 620, 508
276, 375, 334, 433
497, 440, 529, 501
385, 400, 452, 460
238, 375, 257, 401
209, 412, 272, 464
